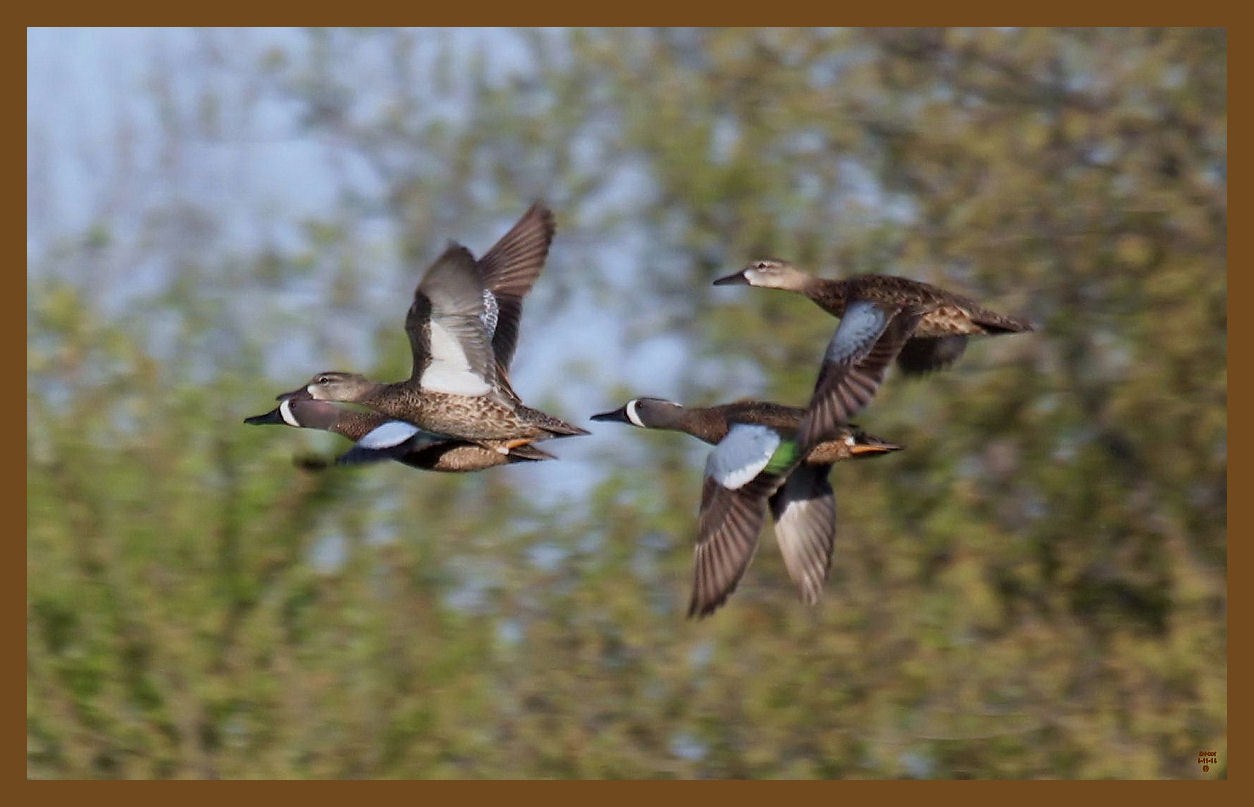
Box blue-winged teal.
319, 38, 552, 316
244, 397, 553, 472
271, 203, 587, 459
714, 258, 1035, 374
592, 398, 902, 617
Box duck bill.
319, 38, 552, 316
244, 406, 286, 426
590, 405, 631, 424
850, 436, 904, 456
712, 270, 750, 286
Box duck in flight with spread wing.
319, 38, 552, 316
687, 304, 923, 616
714, 258, 1035, 375
591, 398, 902, 616
243, 397, 554, 471
251, 202, 586, 467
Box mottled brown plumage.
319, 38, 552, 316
286, 371, 587, 446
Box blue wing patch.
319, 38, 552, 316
336, 421, 448, 467
825, 300, 890, 366
705, 424, 782, 490
358, 420, 425, 449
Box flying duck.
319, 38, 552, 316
244, 396, 554, 472
592, 397, 902, 616
714, 258, 1035, 375
265, 202, 586, 463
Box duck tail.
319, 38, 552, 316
975, 309, 1037, 334
517, 405, 591, 438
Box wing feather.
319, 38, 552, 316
690, 475, 775, 617
769, 464, 837, 606
405, 244, 497, 396
476, 202, 556, 380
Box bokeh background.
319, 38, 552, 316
27, 28, 1226, 779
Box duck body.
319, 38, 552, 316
244, 397, 552, 472
797, 272, 1033, 338
715, 259, 1035, 374
401, 441, 551, 472
595, 398, 890, 466
288, 372, 587, 448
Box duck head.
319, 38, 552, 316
275, 371, 380, 403
713, 258, 809, 290
244, 397, 344, 429
842, 426, 904, 457
590, 397, 685, 430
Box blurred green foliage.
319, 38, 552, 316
27, 28, 1225, 778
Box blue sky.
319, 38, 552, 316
27, 27, 745, 508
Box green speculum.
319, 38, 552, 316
764, 439, 801, 475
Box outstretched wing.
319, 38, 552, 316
692, 474, 781, 618
798, 302, 922, 451
690, 424, 790, 618
768, 463, 836, 606
476, 202, 557, 380
405, 244, 497, 396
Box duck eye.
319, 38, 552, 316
317, 376, 331, 384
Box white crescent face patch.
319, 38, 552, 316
421, 320, 492, 396
705, 424, 781, 490
625, 399, 646, 428
279, 398, 301, 427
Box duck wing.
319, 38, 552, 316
476, 202, 557, 397
691, 424, 794, 617
798, 301, 922, 452
768, 463, 836, 606
896, 334, 970, 374
405, 243, 498, 397
335, 419, 453, 466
